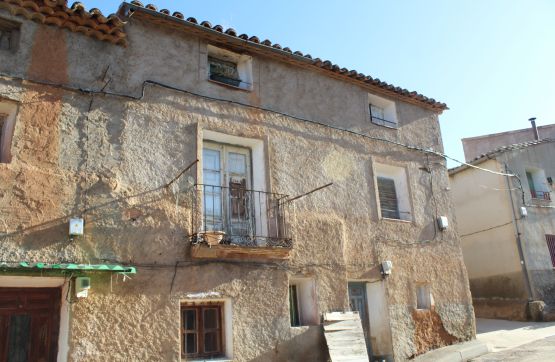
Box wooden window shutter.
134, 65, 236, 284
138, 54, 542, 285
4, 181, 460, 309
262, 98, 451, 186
546, 235, 555, 268
377, 177, 400, 219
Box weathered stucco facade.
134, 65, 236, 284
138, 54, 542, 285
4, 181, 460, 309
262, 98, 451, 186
450, 133, 555, 321
0, 1, 474, 361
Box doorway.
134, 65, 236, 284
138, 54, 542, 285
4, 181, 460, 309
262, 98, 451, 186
348, 282, 371, 356
0, 287, 61, 362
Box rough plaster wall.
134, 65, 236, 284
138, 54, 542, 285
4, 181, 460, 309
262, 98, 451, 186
0, 11, 474, 361
500, 146, 555, 305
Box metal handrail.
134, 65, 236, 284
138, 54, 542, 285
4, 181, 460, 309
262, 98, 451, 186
371, 116, 397, 128
191, 184, 292, 248
531, 190, 551, 201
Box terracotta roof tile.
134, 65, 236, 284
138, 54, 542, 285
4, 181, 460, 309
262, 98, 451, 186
0, 0, 127, 45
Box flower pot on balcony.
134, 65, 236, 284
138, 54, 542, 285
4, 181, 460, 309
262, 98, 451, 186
200, 231, 226, 246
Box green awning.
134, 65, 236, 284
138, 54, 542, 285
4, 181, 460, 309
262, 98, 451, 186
0, 262, 136, 274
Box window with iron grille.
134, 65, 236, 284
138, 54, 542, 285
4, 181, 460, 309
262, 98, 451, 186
526, 168, 551, 201
208, 56, 241, 87
0, 18, 20, 52
368, 93, 398, 128
546, 235, 555, 268
207, 45, 253, 90
181, 303, 223, 358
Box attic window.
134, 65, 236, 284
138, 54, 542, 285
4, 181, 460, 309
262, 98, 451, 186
209, 57, 240, 87
368, 93, 398, 128
0, 17, 20, 52
207, 45, 253, 91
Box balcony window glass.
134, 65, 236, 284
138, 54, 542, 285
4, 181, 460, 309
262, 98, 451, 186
202, 142, 254, 244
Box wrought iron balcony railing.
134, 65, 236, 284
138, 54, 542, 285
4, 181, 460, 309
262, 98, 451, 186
531, 190, 551, 201
191, 184, 292, 248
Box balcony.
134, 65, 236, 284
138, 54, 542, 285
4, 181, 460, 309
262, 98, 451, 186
531, 190, 551, 201
190, 184, 292, 260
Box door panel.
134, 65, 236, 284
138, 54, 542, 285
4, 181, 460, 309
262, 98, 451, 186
0, 288, 61, 362
348, 282, 371, 357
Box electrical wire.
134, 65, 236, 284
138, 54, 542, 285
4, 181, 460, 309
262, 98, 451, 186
0, 71, 515, 177
459, 221, 514, 238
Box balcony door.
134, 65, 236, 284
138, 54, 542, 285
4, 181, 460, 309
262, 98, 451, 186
203, 142, 254, 244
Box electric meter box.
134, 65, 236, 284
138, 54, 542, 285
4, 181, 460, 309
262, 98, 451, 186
69, 218, 84, 236
437, 216, 449, 230
75, 277, 91, 298
381, 260, 393, 275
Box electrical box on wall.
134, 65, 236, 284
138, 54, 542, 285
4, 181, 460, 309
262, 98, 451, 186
75, 277, 91, 298
69, 218, 84, 236
520, 207, 528, 217
381, 260, 393, 276
437, 216, 449, 230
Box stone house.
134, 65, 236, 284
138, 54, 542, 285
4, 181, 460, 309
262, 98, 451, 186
450, 123, 555, 321
0, 0, 474, 360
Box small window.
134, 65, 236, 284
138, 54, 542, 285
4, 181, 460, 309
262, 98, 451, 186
374, 163, 411, 221
289, 278, 318, 327
546, 235, 555, 268
368, 93, 397, 128
207, 45, 253, 90
526, 168, 551, 201
416, 284, 431, 310
0, 17, 20, 52
181, 303, 223, 359
0, 100, 18, 163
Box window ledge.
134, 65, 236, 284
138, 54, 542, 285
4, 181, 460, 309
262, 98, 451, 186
191, 243, 291, 260
207, 78, 252, 92
371, 120, 398, 129
380, 217, 412, 224
185, 358, 231, 362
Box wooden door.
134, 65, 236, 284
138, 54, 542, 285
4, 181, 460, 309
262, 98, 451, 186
0, 288, 61, 362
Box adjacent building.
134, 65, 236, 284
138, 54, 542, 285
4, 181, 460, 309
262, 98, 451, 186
0, 0, 474, 360
450, 122, 555, 321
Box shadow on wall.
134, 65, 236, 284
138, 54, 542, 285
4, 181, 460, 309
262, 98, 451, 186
3, 165, 196, 261
250, 325, 329, 362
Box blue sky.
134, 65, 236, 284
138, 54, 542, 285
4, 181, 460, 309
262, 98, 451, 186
91, 1, 555, 167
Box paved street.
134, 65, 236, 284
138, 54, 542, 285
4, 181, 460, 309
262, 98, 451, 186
472, 335, 555, 361
471, 318, 555, 361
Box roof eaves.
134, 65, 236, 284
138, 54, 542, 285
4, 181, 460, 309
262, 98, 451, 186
1, 0, 127, 46
119, 1, 448, 112
448, 138, 555, 176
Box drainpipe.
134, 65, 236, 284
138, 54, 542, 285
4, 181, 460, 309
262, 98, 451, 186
504, 163, 535, 301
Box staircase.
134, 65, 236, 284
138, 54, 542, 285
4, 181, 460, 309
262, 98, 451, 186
323, 312, 369, 362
